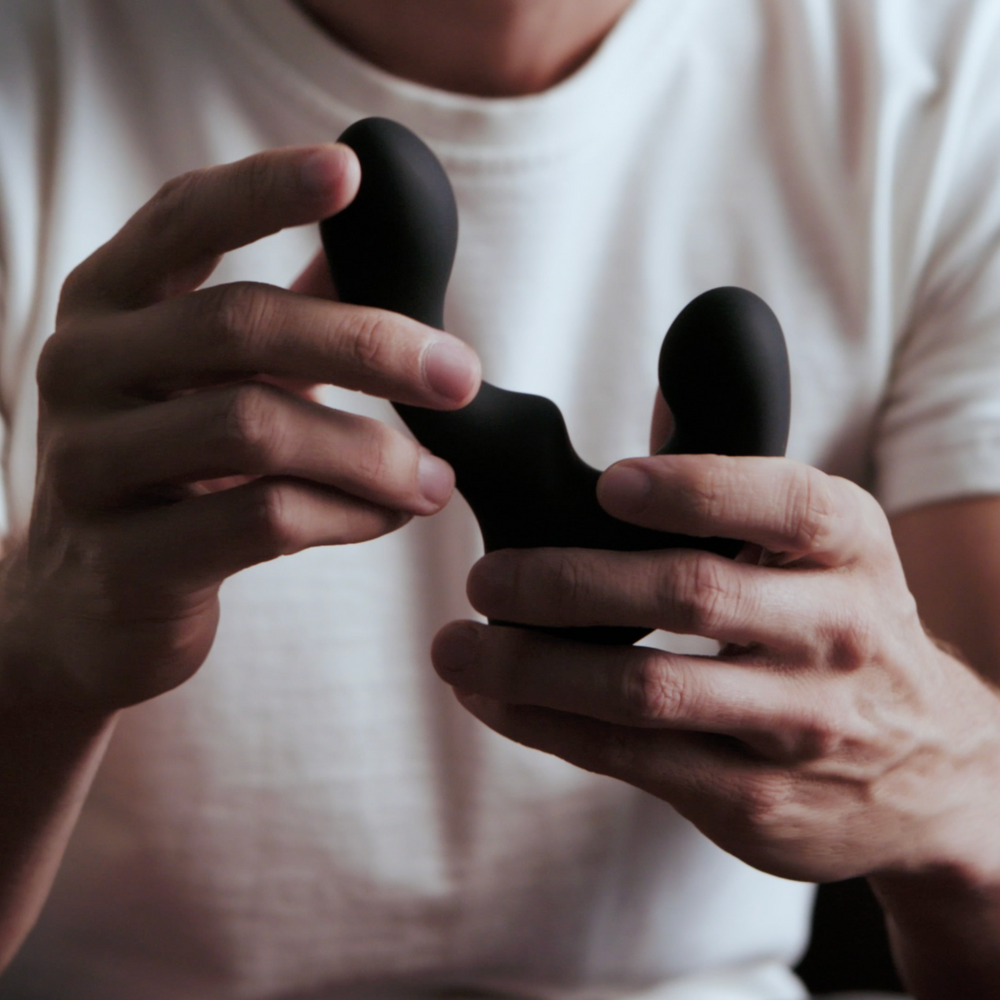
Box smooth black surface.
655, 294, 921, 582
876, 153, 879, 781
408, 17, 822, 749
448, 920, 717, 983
322, 118, 457, 330
321, 118, 792, 644
796, 879, 905, 994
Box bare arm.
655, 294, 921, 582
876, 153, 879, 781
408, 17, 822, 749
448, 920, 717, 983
0, 689, 115, 969
0, 505, 117, 969
869, 497, 1000, 997
891, 496, 1000, 684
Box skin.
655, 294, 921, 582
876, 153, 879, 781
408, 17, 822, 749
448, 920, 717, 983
0, 145, 481, 965
429, 468, 1000, 998
1, 2, 1000, 996
295, 0, 635, 97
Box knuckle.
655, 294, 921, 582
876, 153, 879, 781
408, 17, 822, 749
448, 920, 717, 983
344, 311, 397, 376
209, 282, 276, 357
549, 552, 592, 620
792, 713, 842, 761
784, 466, 837, 552
57, 260, 96, 316
678, 464, 730, 523
155, 170, 198, 206
37, 322, 101, 409
42, 429, 90, 502
222, 383, 285, 470
352, 419, 403, 494
670, 556, 729, 634
36, 331, 75, 403
823, 613, 878, 672
622, 655, 686, 722
247, 480, 302, 557
735, 773, 795, 833
147, 170, 201, 238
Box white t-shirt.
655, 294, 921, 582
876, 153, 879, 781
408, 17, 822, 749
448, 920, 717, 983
2, 1, 1000, 998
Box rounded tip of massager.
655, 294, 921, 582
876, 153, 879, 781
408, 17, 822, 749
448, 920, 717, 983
659, 286, 791, 458
321, 117, 458, 330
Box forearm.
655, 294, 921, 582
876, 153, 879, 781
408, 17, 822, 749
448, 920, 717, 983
868, 656, 1000, 999
885, 500, 1000, 996
0, 548, 117, 970
0, 703, 116, 970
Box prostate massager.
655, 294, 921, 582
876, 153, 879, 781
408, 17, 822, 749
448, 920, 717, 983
321, 117, 791, 644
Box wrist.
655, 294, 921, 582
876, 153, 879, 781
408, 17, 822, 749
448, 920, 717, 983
864, 653, 1000, 999
872, 861, 1000, 925
1, 544, 112, 720
0, 700, 118, 770
0, 630, 116, 730
871, 865, 1000, 999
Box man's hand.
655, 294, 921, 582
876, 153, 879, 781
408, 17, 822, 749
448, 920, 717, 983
0, 143, 481, 714
431, 454, 1000, 888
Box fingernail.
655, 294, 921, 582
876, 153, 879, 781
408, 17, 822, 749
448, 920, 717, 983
299, 146, 342, 196
435, 622, 482, 679
424, 339, 479, 402
598, 464, 652, 515
418, 451, 454, 507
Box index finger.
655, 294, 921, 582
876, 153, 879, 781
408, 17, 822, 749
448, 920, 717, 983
62, 144, 360, 312
597, 455, 889, 566
53, 283, 481, 409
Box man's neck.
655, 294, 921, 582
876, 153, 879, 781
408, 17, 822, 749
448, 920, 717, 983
295, 0, 634, 97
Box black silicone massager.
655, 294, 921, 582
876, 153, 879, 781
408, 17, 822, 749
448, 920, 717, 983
321, 117, 791, 645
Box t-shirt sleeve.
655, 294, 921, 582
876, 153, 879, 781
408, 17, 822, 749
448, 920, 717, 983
873, 9, 1000, 516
